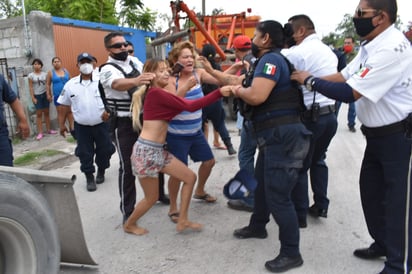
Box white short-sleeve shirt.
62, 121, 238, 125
282, 34, 338, 108
342, 25, 412, 127
57, 75, 105, 126
99, 56, 143, 117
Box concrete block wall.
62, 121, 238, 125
0, 11, 59, 137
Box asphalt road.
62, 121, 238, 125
17, 104, 384, 274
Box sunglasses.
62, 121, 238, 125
356, 7, 378, 17
128, 50, 134, 54
109, 42, 129, 49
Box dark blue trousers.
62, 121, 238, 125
202, 99, 231, 144
0, 125, 13, 166
74, 121, 115, 174
248, 123, 311, 257
292, 112, 338, 219
360, 131, 412, 274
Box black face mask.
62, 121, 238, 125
251, 43, 261, 58
353, 16, 377, 37
111, 51, 129, 61
285, 37, 296, 47
283, 23, 296, 47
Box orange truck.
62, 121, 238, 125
170, 0, 260, 60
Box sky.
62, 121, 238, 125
147, 0, 412, 36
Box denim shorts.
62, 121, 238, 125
166, 130, 213, 165
130, 138, 173, 178
34, 93, 49, 110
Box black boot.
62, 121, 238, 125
85, 173, 96, 192
223, 139, 237, 155
158, 172, 170, 204
96, 168, 105, 184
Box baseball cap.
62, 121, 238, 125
77, 52, 94, 63
223, 169, 257, 200
232, 35, 252, 50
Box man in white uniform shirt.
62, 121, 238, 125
282, 14, 338, 227
58, 52, 115, 192
292, 0, 412, 272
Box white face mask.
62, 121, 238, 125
79, 63, 93, 75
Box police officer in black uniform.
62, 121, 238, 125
200, 20, 311, 273
0, 74, 30, 166
99, 32, 156, 223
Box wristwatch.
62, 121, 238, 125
304, 76, 316, 91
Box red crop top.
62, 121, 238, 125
142, 87, 222, 121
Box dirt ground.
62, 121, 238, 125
12, 108, 385, 274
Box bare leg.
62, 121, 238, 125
168, 176, 181, 216
123, 176, 158, 235
194, 158, 215, 199
44, 109, 51, 132
213, 129, 222, 147
36, 110, 43, 134
162, 158, 202, 232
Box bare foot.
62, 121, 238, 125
176, 220, 203, 233
123, 223, 149, 235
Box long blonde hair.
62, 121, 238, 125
131, 58, 168, 131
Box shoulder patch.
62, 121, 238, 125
263, 63, 277, 75
356, 66, 371, 78
100, 70, 112, 81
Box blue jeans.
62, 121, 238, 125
235, 120, 258, 206
335, 101, 356, 127
238, 120, 257, 175
248, 122, 311, 257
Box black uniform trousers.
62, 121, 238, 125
112, 117, 139, 222
74, 121, 115, 174
292, 111, 338, 220
360, 130, 412, 274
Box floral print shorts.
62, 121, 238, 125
131, 138, 173, 178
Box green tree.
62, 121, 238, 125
119, 7, 157, 31
0, 0, 22, 18
25, 0, 118, 24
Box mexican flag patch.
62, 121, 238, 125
357, 66, 370, 78
263, 63, 277, 75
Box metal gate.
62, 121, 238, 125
0, 58, 18, 138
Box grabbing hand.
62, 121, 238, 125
136, 73, 156, 86
196, 56, 213, 73
291, 70, 311, 85
219, 86, 233, 97
183, 76, 197, 91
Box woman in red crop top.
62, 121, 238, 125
123, 58, 232, 235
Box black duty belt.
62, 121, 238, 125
302, 104, 335, 119
361, 120, 405, 138
253, 114, 301, 132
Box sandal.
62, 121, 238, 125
193, 193, 217, 203
168, 212, 179, 223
